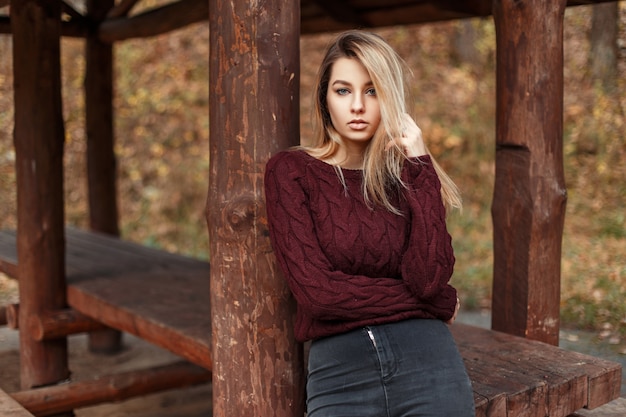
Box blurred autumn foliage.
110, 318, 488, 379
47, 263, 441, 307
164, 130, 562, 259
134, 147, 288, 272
0, 5, 625, 338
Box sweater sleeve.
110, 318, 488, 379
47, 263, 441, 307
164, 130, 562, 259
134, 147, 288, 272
264, 152, 422, 322
400, 155, 458, 321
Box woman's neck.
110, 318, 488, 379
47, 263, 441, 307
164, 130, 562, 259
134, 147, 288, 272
331, 144, 368, 169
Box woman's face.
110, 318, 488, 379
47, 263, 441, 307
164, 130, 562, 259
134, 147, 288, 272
326, 57, 381, 150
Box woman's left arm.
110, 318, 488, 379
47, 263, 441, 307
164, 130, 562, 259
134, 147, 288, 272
400, 155, 458, 322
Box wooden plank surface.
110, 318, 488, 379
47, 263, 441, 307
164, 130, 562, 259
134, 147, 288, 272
67, 269, 211, 369
452, 323, 622, 417
62, 228, 212, 369
0, 228, 211, 369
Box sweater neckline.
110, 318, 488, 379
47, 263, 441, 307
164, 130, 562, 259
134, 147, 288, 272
297, 150, 364, 179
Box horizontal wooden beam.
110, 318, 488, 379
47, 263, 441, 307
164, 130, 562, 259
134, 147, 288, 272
27, 308, 108, 341
0, 0, 620, 38
106, 0, 139, 19
4, 304, 107, 340
309, 0, 370, 28
10, 361, 211, 416
98, 0, 207, 43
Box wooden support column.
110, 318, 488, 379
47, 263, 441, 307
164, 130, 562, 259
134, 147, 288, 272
207, 1, 305, 416
85, 0, 123, 355
491, 0, 568, 345
11, 0, 71, 394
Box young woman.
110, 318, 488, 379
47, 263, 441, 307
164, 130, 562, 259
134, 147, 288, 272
264, 30, 475, 417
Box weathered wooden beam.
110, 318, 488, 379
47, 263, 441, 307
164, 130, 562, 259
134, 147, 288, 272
309, 0, 371, 27
26, 309, 108, 341
85, 0, 117, 237
84, 0, 123, 355
98, 0, 207, 43
106, 0, 139, 19
491, 0, 568, 345
11, 0, 70, 391
437, 0, 492, 16
207, 0, 305, 416
10, 361, 211, 417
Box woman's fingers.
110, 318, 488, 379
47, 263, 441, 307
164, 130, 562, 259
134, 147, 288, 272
394, 113, 426, 157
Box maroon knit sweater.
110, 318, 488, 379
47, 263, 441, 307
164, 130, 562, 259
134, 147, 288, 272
264, 149, 457, 342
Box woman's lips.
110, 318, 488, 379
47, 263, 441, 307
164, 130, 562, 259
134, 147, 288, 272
348, 121, 368, 130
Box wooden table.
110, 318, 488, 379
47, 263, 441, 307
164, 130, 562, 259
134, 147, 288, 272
0, 227, 211, 369
0, 227, 622, 417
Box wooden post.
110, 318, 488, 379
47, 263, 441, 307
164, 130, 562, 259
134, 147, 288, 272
207, 1, 305, 416
491, 0, 568, 345
11, 0, 71, 393
85, 0, 123, 355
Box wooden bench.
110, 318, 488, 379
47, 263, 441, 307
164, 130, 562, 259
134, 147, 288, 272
0, 227, 622, 416
451, 324, 622, 417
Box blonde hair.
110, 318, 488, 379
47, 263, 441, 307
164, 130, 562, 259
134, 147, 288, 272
305, 30, 461, 213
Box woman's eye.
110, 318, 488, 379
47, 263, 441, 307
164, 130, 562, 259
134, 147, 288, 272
366, 88, 376, 96
336, 88, 349, 95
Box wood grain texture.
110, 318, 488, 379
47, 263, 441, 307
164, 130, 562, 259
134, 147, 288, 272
452, 323, 622, 417
11, 0, 70, 391
491, 0, 568, 345
207, 0, 305, 416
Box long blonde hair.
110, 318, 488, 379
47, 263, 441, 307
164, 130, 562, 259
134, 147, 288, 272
305, 30, 461, 213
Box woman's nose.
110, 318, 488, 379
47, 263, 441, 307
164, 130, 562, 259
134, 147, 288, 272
351, 94, 364, 113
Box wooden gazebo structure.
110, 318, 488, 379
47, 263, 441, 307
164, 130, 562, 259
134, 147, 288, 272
0, 0, 622, 416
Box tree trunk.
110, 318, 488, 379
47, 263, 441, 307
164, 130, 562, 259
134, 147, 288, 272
450, 19, 481, 68
590, 2, 619, 93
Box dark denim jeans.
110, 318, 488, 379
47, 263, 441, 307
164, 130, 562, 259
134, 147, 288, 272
306, 319, 475, 417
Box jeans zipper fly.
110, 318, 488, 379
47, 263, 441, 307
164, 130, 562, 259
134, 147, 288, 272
367, 328, 377, 348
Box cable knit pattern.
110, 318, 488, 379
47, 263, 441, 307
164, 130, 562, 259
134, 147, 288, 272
264, 149, 457, 341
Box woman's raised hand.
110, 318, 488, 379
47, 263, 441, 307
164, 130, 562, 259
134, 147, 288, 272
386, 113, 427, 158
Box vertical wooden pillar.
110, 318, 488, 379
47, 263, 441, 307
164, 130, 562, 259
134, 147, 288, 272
11, 0, 70, 392
491, 0, 568, 345
207, 1, 305, 416
84, 0, 123, 355
85, 0, 118, 236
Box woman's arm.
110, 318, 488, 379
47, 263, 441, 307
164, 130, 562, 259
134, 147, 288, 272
400, 155, 458, 321
264, 152, 421, 322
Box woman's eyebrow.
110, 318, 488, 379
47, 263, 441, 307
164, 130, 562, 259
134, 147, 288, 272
331, 80, 351, 87
331, 80, 374, 87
